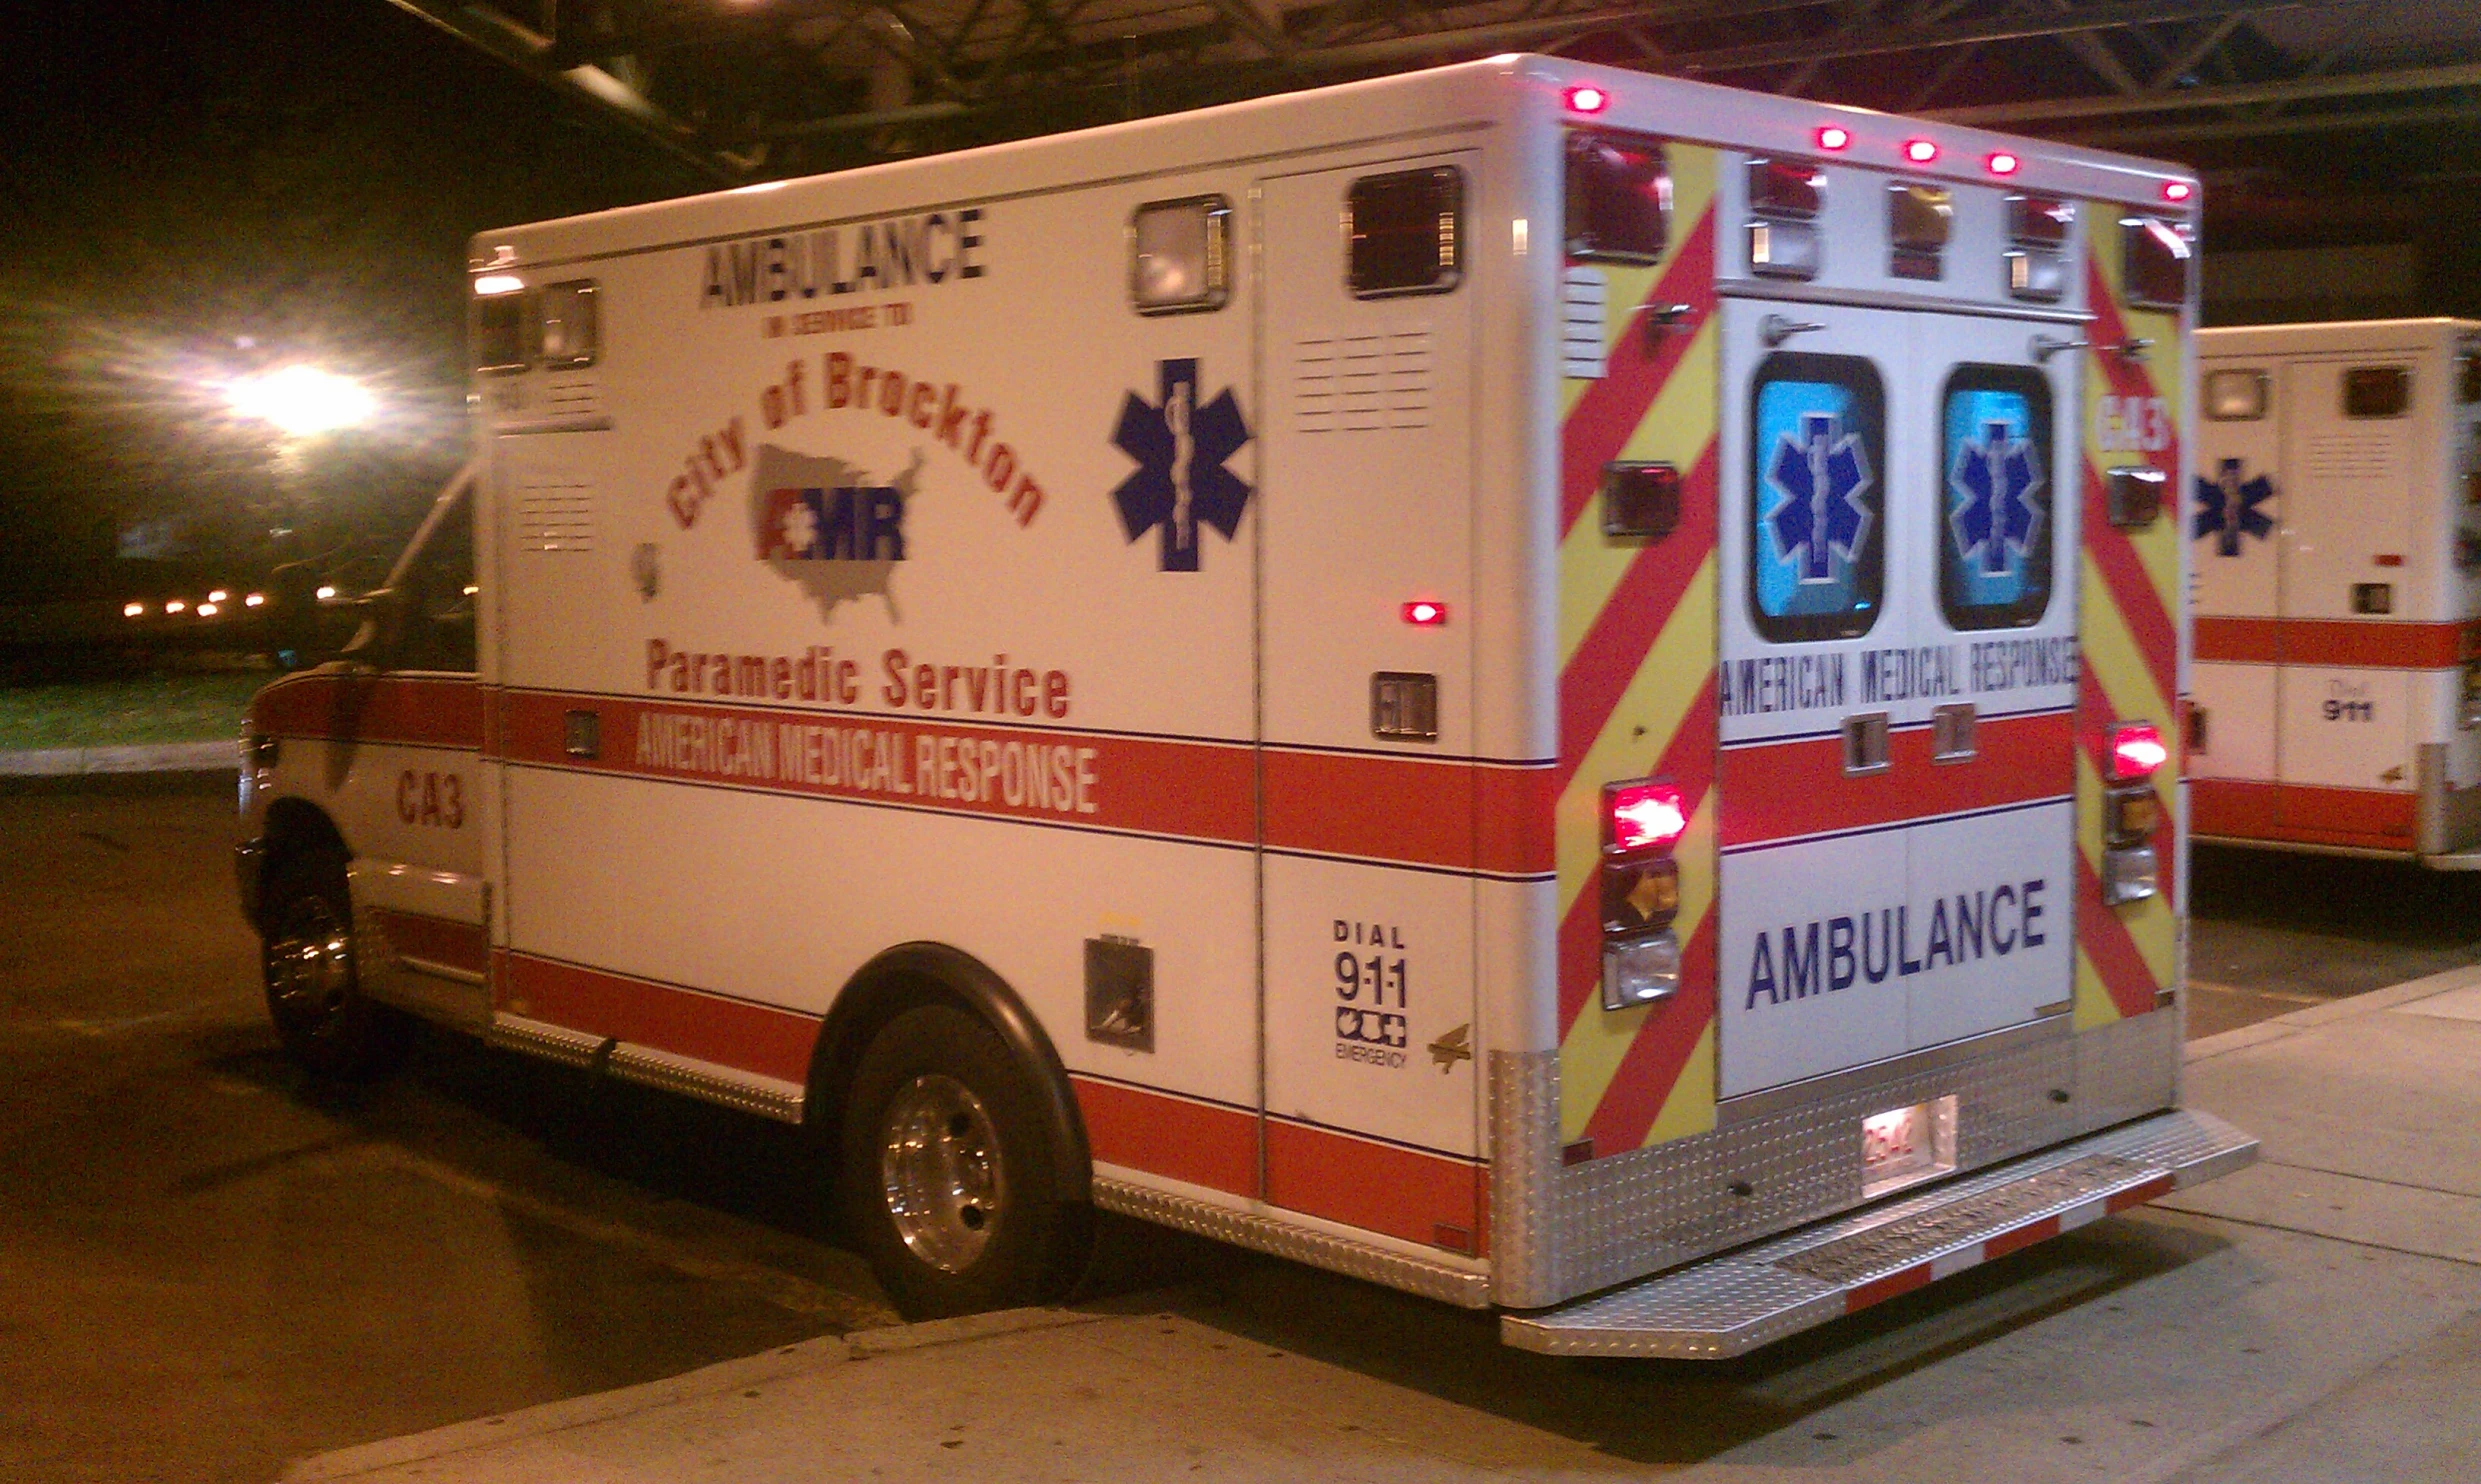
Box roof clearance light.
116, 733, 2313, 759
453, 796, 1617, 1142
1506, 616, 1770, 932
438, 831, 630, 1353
1816, 125, 1852, 151
1903, 138, 1940, 165
207, 589, 229, 604
1402, 599, 1448, 626
244, 592, 266, 607
196, 602, 220, 618
2108, 721, 2169, 782
1608, 780, 1688, 854
165, 599, 187, 614
122, 602, 145, 618
1565, 85, 1609, 115
2163, 180, 2195, 204
1987, 151, 2021, 176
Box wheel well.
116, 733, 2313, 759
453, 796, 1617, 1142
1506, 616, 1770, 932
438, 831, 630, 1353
809, 943, 1091, 1203
252, 799, 348, 928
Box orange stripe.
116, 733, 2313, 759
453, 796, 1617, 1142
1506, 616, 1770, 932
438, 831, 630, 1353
368, 908, 488, 977
1559, 209, 1719, 534
1983, 1214, 2065, 1261
1263, 751, 1554, 875
1719, 711, 2073, 849
1071, 1077, 1256, 1198
252, 672, 482, 750
2106, 1174, 2177, 1212
1576, 916, 1717, 1155
2196, 616, 2477, 669
2193, 778, 2415, 847
2073, 858, 2162, 1020
1265, 1120, 1486, 1255
1556, 443, 1721, 797
496, 951, 819, 1083
1846, 1264, 1937, 1312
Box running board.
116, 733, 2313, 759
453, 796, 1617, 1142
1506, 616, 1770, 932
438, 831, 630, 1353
1500, 1108, 2256, 1359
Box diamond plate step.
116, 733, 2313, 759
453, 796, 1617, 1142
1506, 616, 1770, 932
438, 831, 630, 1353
1500, 1108, 2256, 1359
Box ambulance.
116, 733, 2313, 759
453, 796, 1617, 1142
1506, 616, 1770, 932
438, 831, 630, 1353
2191, 319, 2481, 863
235, 55, 2254, 1358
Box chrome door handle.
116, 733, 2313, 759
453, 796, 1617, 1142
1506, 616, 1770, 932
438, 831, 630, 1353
1762, 313, 1826, 348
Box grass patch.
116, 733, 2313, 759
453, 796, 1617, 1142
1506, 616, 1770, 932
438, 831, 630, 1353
0, 671, 270, 751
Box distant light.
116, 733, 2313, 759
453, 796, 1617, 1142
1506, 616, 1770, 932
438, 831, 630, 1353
244, 592, 266, 608
1987, 151, 2021, 176
207, 589, 229, 604
473, 273, 525, 296
316, 585, 338, 601
195, 602, 220, 617
462, 585, 479, 596
1903, 138, 1940, 164
2163, 180, 2194, 203
227, 365, 375, 438
123, 601, 145, 618
1402, 600, 1448, 626
1565, 85, 1609, 115
165, 599, 188, 614
1816, 125, 1852, 151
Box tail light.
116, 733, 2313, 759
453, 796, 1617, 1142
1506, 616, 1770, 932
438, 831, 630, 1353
2101, 721, 2165, 904
2106, 722, 2166, 782
1601, 778, 1685, 1010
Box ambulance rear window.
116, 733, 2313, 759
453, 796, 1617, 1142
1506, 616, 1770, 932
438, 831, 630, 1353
1938, 365, 2054, 630
2205, 369, 2268, 421
2344, 366, 2410, 419
1748, 353, 1885, 642
1565, 130, 1670, 264
472, 290, 527, 374
1347, 168, 1462, 297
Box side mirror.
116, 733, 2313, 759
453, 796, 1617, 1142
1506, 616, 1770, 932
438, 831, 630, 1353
342, 586, 413, 664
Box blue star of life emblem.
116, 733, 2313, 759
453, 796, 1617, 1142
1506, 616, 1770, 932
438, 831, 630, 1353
1109, 358, 1252, 572
1764, 411, 1875, 584
1949, 418, 2045, 577
2193, 458, 2274, 557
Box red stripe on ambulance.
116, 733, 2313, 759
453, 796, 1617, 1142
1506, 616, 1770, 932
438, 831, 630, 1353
251, 671, 483, 750
496, 952, 820, 1085
1719, 710, 2073, 850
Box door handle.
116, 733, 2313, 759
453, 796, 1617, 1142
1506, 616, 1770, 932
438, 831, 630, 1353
1761, 313, 1825, 348
1932, 703, 1977, 763
1842, 712, 1890, 775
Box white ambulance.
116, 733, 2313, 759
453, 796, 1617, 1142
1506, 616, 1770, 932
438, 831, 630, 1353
2191, 319, 2481, 863
236, 55, 2253, 1357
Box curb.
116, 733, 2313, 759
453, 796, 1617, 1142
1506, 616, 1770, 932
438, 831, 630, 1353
2185, 960, 2481, 1063
0, 740, 236, 777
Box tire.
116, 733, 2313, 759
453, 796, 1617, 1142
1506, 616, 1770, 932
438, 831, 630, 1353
840, 1003, 1091, 1319
260, 850, 412, 1082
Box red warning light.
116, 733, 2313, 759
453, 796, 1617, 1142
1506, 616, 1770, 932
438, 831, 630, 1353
2107, 722, 2168, 782
1815, 125, 1852, 152
1986, 151, 2021, 176
1607, 781, 1688, 853
1402, 600, 1448, 627
2162, 180, 2194, 204
1903, 138, 1940, 165
1564, 85, 1609, 115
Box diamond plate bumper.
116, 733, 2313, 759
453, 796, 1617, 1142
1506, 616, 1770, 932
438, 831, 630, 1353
1499, 1108, 2256, 1359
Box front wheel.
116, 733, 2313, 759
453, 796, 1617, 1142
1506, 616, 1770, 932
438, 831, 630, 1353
840, 1003, 1090, 1318
260, 850, 411, 1082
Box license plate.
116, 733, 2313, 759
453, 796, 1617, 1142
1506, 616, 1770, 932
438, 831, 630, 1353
1861, 1095, 1957, 1198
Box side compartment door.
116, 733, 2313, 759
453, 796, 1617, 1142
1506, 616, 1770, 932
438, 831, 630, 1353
2190, 359, 2283, 796
1255, 156, 1483, 1256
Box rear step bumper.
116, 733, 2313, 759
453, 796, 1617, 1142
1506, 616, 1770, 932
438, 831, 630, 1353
1501, 1108, 2256, 1359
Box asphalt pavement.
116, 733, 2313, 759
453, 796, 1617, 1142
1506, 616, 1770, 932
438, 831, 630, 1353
282, 968, 2481, 1484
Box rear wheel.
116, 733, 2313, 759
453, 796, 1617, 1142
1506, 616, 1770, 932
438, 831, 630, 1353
261, 850, 411, 1081
841, 1003, 1089, 1318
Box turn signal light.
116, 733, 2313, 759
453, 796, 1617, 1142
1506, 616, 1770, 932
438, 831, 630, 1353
1607, 779, 1687, 853
2107, 722, 2167, 782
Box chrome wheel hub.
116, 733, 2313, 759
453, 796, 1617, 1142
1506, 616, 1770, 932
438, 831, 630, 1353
267, 896, 353, 1035
878, 1073, 1004, 1273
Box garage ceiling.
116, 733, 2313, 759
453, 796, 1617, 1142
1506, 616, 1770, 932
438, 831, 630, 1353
380, 2, 2481, 181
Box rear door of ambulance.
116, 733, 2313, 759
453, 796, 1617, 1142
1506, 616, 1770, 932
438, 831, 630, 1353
1708, 164, 2082, 1119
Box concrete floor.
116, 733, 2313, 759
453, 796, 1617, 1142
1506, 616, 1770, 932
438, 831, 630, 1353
6, 779, 2478, 1482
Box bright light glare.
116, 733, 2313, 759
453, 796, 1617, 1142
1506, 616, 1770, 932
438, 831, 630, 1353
165, 599, 188, 614
473, 273, 526, 296
1565, 85, 1608, 114
123, 602, 145, 618
227, 365, 376, 437
1816, 125, 1852, 151
2163, 181, 2194, 203
316, 585, 338, 601
1987, 151, 2021, 176
1904, 138, 1940, 164
244, 593, 266, 607
207, 589, 229, 603
196, 602, 220, 617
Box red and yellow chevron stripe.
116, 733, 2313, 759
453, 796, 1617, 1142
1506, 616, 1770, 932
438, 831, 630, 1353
2074, 215, 2187, 1028
1556, 146, 1721, 1155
